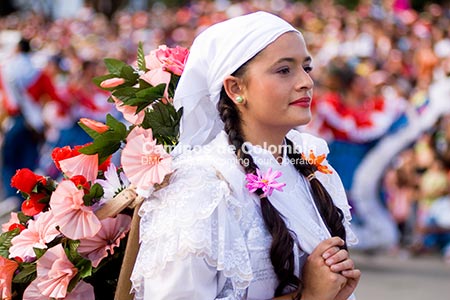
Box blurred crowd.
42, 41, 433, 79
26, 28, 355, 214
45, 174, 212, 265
0, 0, 449, 261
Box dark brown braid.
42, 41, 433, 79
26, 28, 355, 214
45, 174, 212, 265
218, 88, 302, 299
285, 139, 347, 249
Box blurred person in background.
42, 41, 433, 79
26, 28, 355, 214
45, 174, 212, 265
0, 38, 67, 212
312, 58, 405, 192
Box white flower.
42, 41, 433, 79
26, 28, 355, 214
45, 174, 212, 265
95, 163, 130, 202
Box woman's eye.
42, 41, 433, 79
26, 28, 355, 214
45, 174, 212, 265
303, 66, 313, 73
277, 67, 290, 74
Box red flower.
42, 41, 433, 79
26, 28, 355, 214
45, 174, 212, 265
10, 168, 46, 195
98, 156, 112, 173
52, 146, 79, 171
70, 175, 90, 193
8, 223, 26, 232
21, 192, 47, 216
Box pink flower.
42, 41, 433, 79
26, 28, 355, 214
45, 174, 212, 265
2, 212, 20, 232
100, 77, 125, 88
23, 280, 94, 300
64, 281, 95, 300
79, 118, 109, 134
22, 244, 77, 299
141, 45, 189, 99
245, 168, 286, 197
78, 214, 131, 267
58, 153, 99, 183
9, 211, 60, 260
112, 96, 145, 125
0, 256, 18, 300
140, 68, 171, 99
121, 126, 172, 191
50, 180, 101, 240
145, 45, 189, 76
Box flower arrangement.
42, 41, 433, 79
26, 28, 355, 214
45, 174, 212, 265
0, 43, 189, 300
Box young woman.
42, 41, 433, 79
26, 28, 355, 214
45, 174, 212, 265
131, 11, 360, 300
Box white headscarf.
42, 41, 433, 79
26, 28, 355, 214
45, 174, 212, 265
173, 11, 300, 149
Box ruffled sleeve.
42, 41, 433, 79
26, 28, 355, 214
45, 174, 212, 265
287, 130, 359, 247
130, 162, 253, 300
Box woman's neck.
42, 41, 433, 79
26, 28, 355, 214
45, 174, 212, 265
241, 124, 288, 161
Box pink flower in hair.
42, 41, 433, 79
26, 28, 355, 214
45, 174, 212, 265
245, 168, 286, 197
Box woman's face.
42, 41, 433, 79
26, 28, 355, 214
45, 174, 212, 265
239, 32, 314, 135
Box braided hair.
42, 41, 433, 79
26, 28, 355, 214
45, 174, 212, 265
217, 64, 346, 299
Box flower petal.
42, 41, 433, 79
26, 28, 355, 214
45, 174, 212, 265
50, 181, 101, 239
65, 281, 95, 300
0, 256, 18, 300
32, 244, 77, 299
9, 211, 59, 260
121, 131, 172, 189
59, 154, 99, 183
112, 96, 145, 125
78, 214, 131, 267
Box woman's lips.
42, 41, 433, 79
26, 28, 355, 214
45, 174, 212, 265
289, 97, 311, 107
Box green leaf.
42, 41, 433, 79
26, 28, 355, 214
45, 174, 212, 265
65, 240, 93, 292
105, 114, 127, 137
78, 133, 122, 161
12, 262, 36, 284
104, 58, 127, 76
138, 78, 152, 89
135, 84, 165, 99
17, 212, 32, 224
141, 102, 182, 146
168, 74, 181, 99
132, 84, 167, 113
78, 114, 127, 162
125, 97, 153, 113
83, 183, 104, 206
120, 64, 139, 83
112, 86, 141, 104
137, 42, 148, 72
0, 228, 20, 258
33, 247, 47, 259
66, 239, 81, 261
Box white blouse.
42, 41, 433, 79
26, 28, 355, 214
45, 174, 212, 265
130, 130, 358, 300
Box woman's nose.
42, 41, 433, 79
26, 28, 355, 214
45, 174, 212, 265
296, 69, 314, 91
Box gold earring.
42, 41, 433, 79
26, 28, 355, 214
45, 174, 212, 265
235, 96, 244, 103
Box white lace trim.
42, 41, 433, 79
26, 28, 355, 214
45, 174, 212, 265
130, 164, 253, 299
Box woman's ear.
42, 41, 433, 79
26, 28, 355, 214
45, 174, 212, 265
223, 75, 245, 104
